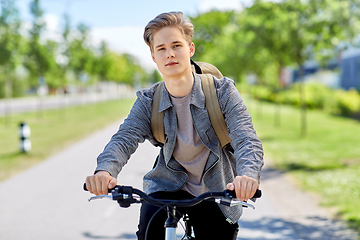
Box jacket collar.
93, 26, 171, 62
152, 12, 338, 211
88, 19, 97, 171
190, 73, 206, 109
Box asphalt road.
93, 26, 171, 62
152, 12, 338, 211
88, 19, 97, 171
0, 120, 358, 240
0, 89, 133, 116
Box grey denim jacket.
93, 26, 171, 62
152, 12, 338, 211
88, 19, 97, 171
96, 73, 264, 223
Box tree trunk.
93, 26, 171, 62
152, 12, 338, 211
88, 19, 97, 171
298, 64, 307, 137
4, 72, 12, 126
274, 90, 281, 128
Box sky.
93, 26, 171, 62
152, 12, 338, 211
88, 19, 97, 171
14, 0, 254, 70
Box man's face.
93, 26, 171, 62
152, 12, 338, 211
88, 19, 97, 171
151, 26, 195, 79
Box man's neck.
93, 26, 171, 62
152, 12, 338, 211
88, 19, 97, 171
163, 69, 194, 98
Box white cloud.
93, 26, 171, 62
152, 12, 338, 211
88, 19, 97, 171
90, 26, 156, 70
43, 14, 62, 43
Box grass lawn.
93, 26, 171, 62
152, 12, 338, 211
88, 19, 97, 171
0, 98, 135, 182
243, 95, 360, 231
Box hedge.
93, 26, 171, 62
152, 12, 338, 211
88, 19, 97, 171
246, 82, 360, 118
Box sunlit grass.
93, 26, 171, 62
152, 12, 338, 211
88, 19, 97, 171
0, 98, 135, 181
243, 95, 360, 231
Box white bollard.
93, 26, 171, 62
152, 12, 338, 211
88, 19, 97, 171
19, 122, 31, 152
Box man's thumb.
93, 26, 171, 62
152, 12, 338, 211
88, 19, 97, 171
108, 178, 117, 188
227, 183, 235, 190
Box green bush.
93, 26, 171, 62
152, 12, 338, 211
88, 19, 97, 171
251, 84, 272, 101
240, 81, 360, 118
280, 83, 301, 106
304, 82, 332, 109
333, 89, 360, 116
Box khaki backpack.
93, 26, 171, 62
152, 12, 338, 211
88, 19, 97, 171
151, 60, 233, 152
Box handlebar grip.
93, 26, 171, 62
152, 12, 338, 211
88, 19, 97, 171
225, 189, 262, 199
253, 189, 262, 198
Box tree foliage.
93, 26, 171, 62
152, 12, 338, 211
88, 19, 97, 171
190, 0, 360, 85
189, 0, 360, 136
1, 0, 360, 98
0, 0, 149, 98
0, 0, 23, 98
23, 0, 55, 88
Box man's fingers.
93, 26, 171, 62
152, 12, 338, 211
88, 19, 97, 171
85, 171, 114, 196
85, 176, 92, 193
97, 172, 110, 195
101, 175, 108, 195
231, 176, 259, 201
241, 177, 252, 201
250, 181, 258, 199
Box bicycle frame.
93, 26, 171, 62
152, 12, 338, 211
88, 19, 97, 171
165, 207, 178, 240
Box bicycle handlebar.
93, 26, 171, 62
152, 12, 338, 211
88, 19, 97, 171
83, 183, 261, 209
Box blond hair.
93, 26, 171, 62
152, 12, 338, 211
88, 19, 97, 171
144, 11, 194, 52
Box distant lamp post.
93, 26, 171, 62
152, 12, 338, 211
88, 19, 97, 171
19, 122, 31, 152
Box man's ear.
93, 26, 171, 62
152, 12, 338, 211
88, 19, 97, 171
151, 51, 156, 62
190, 42, 195, 57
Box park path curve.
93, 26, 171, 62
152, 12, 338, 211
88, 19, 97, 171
0, 120, 358, 240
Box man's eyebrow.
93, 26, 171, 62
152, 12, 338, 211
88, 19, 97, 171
172, 40, 182, 44
155, 43, 165, 49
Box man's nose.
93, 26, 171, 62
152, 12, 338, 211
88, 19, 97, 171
166, 49, 175, 58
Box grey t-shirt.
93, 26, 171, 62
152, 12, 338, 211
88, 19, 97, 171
171, 93, 210, 196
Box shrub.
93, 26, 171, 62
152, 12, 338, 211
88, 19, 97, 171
333, 89, 360, 116
251, 84, 272, 102
304, 82, 332, 109
241, 81, 360, 118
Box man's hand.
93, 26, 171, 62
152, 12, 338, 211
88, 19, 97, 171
227, 175, 259, 202
85, 171, 117, 196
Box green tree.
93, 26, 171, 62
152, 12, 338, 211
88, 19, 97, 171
106, 53, 139, 86
56, 13, 72, 92
0, 0, 23, 124
148, 69, 162, 85
190, 9, 273, 83
239, 1, 300, 127
279, 0, 360, 136
190, 11, 236, 61
68, 23, 95, 88
43, 40, 63, 91
92, 40, 147, 86
94, 41, 113, 81
23, 0, 55, 88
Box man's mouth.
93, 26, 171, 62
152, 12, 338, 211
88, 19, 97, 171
166, 62, 178, 66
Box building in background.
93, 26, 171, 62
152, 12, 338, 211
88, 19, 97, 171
339, 48, 360, 90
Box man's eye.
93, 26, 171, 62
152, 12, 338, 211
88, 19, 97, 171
158, 48, 165, 51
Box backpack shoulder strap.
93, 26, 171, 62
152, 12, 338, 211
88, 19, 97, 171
151, 81, 165, 144
200, 74, 231, 148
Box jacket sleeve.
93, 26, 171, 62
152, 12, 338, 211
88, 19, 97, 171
216, 77, 264, 182
95, 89, 155, 178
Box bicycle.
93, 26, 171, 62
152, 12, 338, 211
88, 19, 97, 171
84, 184, 261, 240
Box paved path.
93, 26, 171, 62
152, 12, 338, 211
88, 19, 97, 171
0, 120, 358, 240
0, 87, 134, 116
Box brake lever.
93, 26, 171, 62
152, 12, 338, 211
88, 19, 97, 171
88, 195, 113, 202
221, 189, 261, 209
230, 200, 255, 209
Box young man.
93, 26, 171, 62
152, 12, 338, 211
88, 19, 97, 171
85, 12, 263, 240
